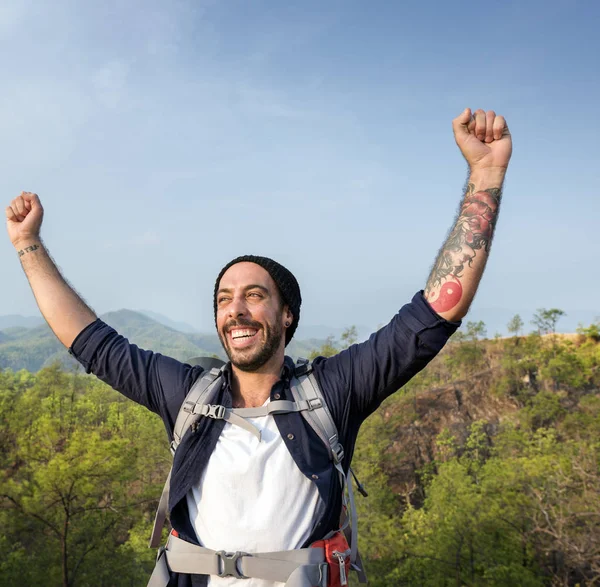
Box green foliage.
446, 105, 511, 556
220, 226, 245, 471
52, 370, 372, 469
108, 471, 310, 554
445, 320, 489, 377
507, 314, 524, 337
577, 319, 600, 342
531, 308, 566, 335
465, 320, 487, 341
2, 326, 600, 586
340, 326, 358, 348
308, 335, 339, 359
307, 326, 359, 359
347, 328, 600, 586
538, 341, 587, 389
0, 366, 167, 586
522, 391, 565, 430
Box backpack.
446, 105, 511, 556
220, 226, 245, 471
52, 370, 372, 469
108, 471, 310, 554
147, 357, 367, 587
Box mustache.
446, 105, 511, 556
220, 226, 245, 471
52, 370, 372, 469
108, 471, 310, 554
223, 318, 262, 332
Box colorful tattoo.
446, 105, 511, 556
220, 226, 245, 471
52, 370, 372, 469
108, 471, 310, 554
426, 183, 501, 312
17, 244, 40, 258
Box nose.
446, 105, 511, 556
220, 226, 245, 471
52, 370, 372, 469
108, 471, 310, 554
227, 294, 248, 319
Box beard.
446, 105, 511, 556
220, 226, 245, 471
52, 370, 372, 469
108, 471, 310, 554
219, 316, 285, 372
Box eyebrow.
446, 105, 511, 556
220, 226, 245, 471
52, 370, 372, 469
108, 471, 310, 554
217, 284, 270, 296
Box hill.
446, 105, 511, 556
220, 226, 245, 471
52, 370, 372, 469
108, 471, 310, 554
0, 315, 44, 330
1, 322, 598, 585
138, 310, 199, 334
0, 310, 224, 372
0, 311, 328, 372
348, 328, 600, 586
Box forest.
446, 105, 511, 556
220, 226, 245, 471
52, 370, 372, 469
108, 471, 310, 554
1, 311, 599, 586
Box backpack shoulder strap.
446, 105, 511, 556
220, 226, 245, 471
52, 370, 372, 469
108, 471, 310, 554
171, 366, 224, 453
149, 365, 225, 548
290, 358, 344, 466
291, 358, 366, 580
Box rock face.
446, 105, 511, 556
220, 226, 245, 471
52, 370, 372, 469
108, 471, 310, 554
381, 369, 519, 504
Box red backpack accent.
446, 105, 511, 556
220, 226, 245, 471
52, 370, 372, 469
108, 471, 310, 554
311, 531, 351, 586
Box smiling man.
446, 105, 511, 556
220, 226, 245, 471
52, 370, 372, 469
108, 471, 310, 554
5, 108, 512, 587
214, 257, 297, 382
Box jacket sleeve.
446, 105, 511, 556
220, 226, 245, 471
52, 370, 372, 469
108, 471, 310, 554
312, 291, 460, 424
69, 319, 202, 429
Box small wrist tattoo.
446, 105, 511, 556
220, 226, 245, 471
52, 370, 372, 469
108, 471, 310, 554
17, 244, 40, 258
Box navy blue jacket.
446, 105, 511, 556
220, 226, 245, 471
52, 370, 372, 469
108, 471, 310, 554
69, 291, 459, 586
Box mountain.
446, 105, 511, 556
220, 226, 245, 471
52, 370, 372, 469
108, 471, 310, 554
101, 309, 222, 361
0, 322, 68, 372
139, 310, 200, 334
0, 310, 224, 372
294, 324, 371, 341
0, 315, 44, 329
0, 310, 328, 372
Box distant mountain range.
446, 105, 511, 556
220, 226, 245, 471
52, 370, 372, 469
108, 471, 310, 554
0, 311, 326, 372
0, 315, 44, 330
2, 305, 597, 373
138, 310, 200, 334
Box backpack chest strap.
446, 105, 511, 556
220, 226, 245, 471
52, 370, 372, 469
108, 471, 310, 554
184, 398, 326, 441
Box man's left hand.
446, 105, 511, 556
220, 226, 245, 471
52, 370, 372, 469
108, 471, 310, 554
453, 108, 512, 171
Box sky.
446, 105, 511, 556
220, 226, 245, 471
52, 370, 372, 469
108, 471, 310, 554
1, 0, 599, 338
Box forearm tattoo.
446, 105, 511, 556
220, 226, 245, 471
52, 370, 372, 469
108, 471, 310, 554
17, 244, 40, 258
425, 183, 501, 313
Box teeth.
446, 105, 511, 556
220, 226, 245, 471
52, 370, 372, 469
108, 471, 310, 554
231, 329, 257, 340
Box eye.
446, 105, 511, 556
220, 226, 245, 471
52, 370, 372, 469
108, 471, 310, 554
248, 292, 263, 299
217, 296, 231, 304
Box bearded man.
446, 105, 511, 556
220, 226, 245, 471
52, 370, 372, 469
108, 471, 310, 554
5, 108, 512, 587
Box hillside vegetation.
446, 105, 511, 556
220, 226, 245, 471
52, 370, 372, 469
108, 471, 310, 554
348, 316, 600, 586
0, 313, 598, 586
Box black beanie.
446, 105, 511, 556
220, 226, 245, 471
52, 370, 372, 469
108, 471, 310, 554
214, 255, 302, 346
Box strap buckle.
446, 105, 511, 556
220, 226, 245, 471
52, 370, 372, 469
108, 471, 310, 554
206, 404, 226, 419
169, 440, 178, 456
182, 400, 196, 414
216, 550, 248, 578
308, 397, 323, 410
332, 441, 345, 464
295, 357, 311, 377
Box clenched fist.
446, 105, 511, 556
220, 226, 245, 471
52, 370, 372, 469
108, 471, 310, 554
453, 108, 512, 171
6, 192, 44, 248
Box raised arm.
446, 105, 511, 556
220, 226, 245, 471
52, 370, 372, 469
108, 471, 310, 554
5, 192, 96, 347
425, 108, 512, 322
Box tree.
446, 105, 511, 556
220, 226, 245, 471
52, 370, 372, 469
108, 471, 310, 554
445, 321, 488, 376
576, 319, 600, 342
466, 320, 487, 341
507, 314, 524, 338
309, 335, 339, 360
0, 367, 160, 586
531, 308, 565, 335
340, 326, 358, 348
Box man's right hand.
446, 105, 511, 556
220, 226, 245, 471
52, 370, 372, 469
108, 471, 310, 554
6, 191, 44, 248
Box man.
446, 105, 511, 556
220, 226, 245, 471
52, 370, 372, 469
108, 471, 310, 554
5, 108, 511, 586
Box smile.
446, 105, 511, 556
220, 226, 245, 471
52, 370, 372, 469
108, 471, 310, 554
230, 328, 259, 341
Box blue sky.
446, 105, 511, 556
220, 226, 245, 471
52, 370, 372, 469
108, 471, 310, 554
1, 0, 599, 337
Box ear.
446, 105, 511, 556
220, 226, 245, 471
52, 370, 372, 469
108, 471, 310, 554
283, 305, 293, 327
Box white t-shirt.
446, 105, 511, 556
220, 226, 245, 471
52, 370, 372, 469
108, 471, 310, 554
186, 400, 323, 587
